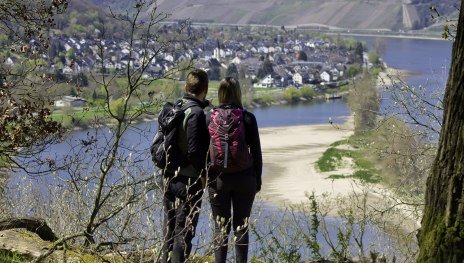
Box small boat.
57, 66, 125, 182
325, 93, 342, 100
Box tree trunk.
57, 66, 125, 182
417, 1, 464, 262
0, 218, 58, 242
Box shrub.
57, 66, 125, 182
109, 97, 126, 119
284, 86, 300, 100
299, 86, 318, 98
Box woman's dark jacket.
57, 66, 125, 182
206, 104, 263, 191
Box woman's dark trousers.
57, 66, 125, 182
161, 174, 203, 263
208, 171, 256, 263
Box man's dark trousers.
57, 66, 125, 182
161, 174, 203, 263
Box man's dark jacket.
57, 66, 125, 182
168, 93, 209, 177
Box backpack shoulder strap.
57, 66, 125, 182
180, 100, 198, 129
242, 109, 252, 125
176, 99, 197, 111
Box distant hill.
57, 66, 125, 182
90, 0, 459, 31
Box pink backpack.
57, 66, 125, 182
208, 107, 253, 173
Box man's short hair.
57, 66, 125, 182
185, 69, 208, 95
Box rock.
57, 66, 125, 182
0, 218, 58, 242
0, 229, 52, 260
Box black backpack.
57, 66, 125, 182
150, 100, 196, 170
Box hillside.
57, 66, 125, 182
91, 0, 459, 31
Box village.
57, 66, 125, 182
5, 24, 370, 107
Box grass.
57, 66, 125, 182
330, 139, 349, 147
0, 250, 30, 263
316, 147, 354, 172
318, 137, 382, 184
51, 103, 160, 128
327, 171, 381, 184
352, 170, 381, 183
327, 174, 347, 180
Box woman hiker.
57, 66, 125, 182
207, 77, 262, 263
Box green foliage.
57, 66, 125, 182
66, 48, 75, 60
327, 174, 347, 180
253, 91, 283, 105
317, 140, 381, 184
109, 98, 126, 119
283, 86, 300, 100
0, 33, 8, 46
299, 86, 317, 98
252, 221, 302, 263
316, 147, 353, 172
347, 74, 379, 134
346, 64, 362, 78
306, 193, 322, 259
188, 255, 215, 262
370, 66, 383, 77
341, 37, 358, 50
368, 51, 381, 66
352, 170, 381, 184
0, 250, 30, 263
330, 139, 349, 147
333, 228, 351, 260
70, 73, 89, 87
328, 171, 381, 184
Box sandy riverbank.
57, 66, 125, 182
257, 116, 420, 232
377, 66, 419, 87
259, 116, 358, 206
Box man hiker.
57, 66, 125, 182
160, 69, 210, 263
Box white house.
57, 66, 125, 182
54, 96, 88, 107
260, 74, 274, 87
293, 72, 303, 86
253, 74, 275, 88
321, 71, 331, 82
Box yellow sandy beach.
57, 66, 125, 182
259, 117, 358, 206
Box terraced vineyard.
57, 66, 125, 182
91, 0, 459, 31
